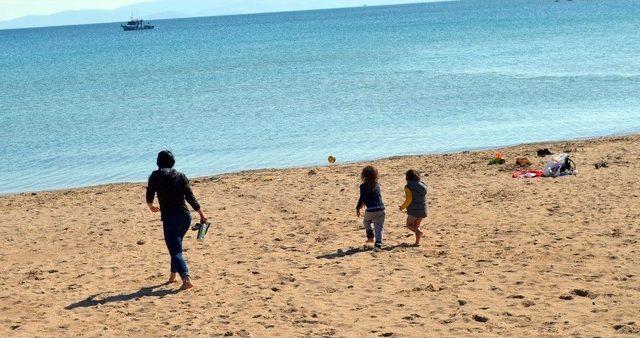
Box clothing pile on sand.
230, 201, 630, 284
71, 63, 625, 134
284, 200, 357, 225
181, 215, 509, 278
512, 153, 577, 179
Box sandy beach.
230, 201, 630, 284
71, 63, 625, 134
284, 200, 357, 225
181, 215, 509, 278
0, 134, 638, 336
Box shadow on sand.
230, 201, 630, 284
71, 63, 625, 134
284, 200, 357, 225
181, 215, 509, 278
316, 243, 415, 260
65, 283, 179, 310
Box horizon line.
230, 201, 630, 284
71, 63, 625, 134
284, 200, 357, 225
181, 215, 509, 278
0, 1, 453, 31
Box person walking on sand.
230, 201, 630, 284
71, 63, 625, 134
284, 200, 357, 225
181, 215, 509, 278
399, 169, 427, 246
146, 150, 207, 290
356, 165, 386, 249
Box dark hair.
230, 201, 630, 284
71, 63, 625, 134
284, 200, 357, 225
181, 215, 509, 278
157, 150, 175, 169
405, 169, 420, 181
361, 165, 379, 192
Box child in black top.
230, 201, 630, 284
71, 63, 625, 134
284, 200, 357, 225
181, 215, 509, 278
356, 165, 385, 248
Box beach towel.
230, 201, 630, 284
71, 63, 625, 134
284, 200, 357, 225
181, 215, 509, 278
512, 170, 544, 179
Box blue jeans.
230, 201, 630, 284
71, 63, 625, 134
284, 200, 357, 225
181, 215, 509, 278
162, 211, 191, 278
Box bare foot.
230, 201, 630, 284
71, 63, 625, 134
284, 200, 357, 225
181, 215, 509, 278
415, 230, 423, 246
365, 238, 374, 243
166, 273, 178, 284
180, 279, 194, 291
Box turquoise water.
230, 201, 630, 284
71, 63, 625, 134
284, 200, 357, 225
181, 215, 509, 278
1, 0, 640, 194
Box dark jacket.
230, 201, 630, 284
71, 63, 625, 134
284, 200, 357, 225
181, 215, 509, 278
146, 168, 200, 216
356, 183, 385, 212
406, 180, 427, 218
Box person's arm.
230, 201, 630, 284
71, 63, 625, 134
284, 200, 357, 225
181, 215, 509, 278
183, 175, 207, 222
399, 186, 412, 211
356, 185, 365, 217
146, 174, 160, 213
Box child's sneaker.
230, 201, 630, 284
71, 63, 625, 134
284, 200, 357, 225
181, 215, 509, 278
374, 242, 382, 249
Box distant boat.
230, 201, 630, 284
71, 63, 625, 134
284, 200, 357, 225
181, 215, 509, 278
121, 18, 154, 31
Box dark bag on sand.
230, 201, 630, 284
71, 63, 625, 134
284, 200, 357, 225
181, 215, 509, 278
537, 148, 553, 157
561, 157, 576, 173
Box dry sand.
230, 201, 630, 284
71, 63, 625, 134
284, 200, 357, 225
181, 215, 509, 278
1, 135, 639, 336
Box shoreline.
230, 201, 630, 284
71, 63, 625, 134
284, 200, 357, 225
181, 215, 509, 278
4, 132, 638, 197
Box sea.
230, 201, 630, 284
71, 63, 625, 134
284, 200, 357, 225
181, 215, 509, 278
1, 0, 639, 194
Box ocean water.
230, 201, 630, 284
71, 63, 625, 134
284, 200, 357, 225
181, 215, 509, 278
1, 0, 640, 194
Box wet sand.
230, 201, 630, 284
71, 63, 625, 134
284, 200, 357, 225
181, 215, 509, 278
0, 135, 638, 336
